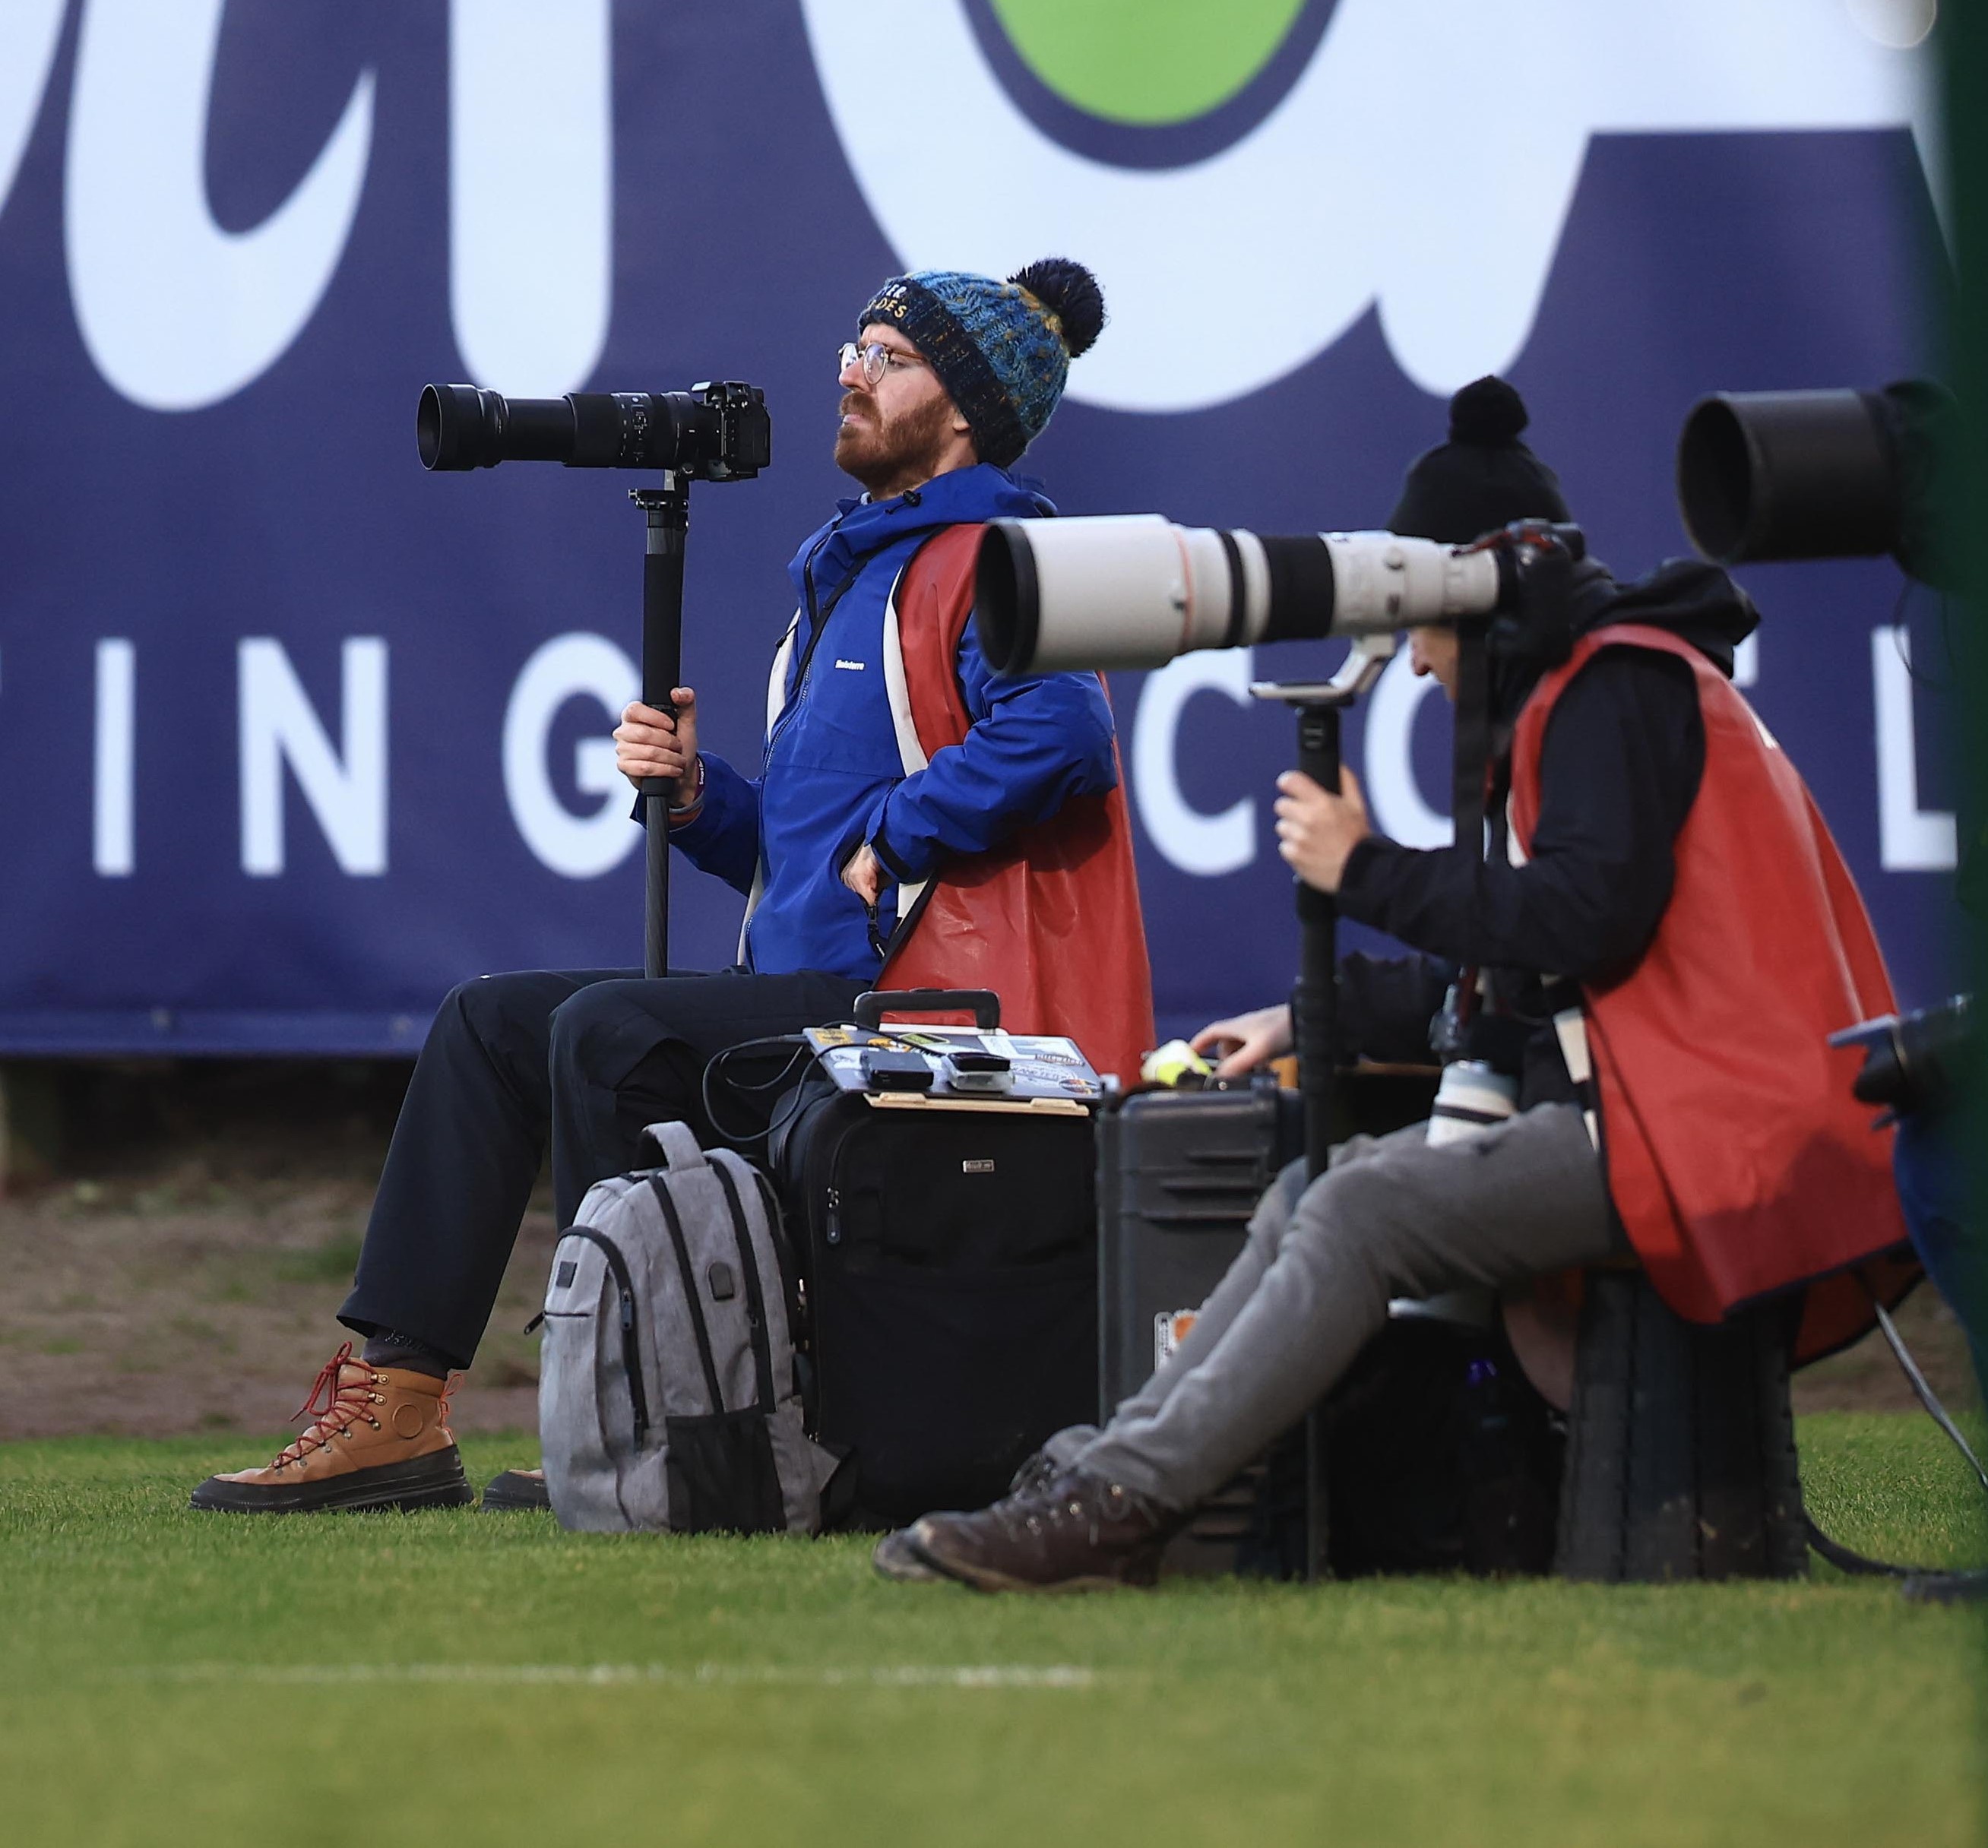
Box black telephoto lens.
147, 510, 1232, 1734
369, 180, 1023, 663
1676, 380, 1958, 585
1676, 390, 1901, 565
417, 381, 769, 479
417, 384, 493, 470
417, 384, 575, 470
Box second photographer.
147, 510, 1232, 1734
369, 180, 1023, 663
885, 380, 1911, 1591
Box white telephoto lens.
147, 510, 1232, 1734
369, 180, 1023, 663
1322, 532, 1502, 634
1425, 1059, 1520, 1147
1014, 514, 1205, 670
976, 517, 1505, 674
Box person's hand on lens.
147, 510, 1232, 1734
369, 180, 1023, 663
615, 688, 699, 800
1274, 767, 1372, 894
1190, 1004, 1293, 1078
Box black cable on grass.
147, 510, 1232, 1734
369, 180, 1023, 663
1804, 1280, 1987, 1591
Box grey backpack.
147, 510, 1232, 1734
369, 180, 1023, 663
537, 1122, 838, 1534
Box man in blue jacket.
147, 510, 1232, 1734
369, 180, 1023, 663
190, 259, 1118, 1515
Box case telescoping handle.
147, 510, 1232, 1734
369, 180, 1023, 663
853, 989, 1001, 1030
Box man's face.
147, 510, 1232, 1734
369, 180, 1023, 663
1407, 624, 1461, 700
834, 322, 964, 494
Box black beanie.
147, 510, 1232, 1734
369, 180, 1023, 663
1387, 377, 1571, 544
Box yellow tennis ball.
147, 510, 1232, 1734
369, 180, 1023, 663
1141, 1039, 1213, 1087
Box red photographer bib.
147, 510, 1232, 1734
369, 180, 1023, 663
875, 524, 1156, 1085
1508, 625, 1914, 1360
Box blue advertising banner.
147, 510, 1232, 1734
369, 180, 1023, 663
0, 1, 1961, 1055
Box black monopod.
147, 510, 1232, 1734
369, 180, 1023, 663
416, 380, 772, 974
1247, 638, 1398, 1577
1247, 638, 1400, 1182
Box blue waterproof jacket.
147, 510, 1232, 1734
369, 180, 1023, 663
670, 464, 1118, 983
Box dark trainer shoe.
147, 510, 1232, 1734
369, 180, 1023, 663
872, 1448, 1065, 1584
908, 1470, 1179, 1593
1006, 1448, 1061, 1497
190, 1344, 473, 1514
482, 1467, 551, 1511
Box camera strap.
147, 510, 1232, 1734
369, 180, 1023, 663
1449, 622, 1492, 854
1550, 1003, 1600, 1152
1438, 623, 1497, 1068
790, 561, 867, 696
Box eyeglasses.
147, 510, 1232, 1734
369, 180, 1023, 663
837, 340, 927, 386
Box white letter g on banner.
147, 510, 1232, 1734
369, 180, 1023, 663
504, 633, 641, 879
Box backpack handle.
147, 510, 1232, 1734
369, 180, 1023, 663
639, 1121, 708, 1171
853, 989, 1000, 1030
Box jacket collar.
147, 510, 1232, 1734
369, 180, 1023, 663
787, 464, 1055, 606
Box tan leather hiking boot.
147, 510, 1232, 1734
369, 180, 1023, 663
190, 1343, 473, 1514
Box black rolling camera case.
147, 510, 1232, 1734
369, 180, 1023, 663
771, 992, 1099, 1530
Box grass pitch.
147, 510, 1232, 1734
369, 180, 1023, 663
1, 1416, 1980, 1848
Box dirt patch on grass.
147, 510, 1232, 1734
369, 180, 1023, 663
0, 1179, 556, 1440
0, 1058, 1976, 1442
0, 1061, 551, 1441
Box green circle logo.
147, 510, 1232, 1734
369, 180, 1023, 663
988, 0, 1308, 125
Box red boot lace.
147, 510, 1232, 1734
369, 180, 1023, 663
266, 1341, 380, 1468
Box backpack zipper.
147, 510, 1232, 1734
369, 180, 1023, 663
562, 1226, 651, 1451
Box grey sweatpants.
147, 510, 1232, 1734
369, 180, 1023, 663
1062, 1102, 1621, 1511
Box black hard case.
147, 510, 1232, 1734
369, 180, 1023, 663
1097, 1072, 1440, 1409
1097, 1072, 1447, 1577
1097, 1080, 1298, 1412
773, 1083, 1098, 1530
1096, 1080, 1306, 1572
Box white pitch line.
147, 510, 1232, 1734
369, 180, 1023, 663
121, 1662, 1101, 1690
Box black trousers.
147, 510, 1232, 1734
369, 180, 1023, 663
339, 967, 865, 1367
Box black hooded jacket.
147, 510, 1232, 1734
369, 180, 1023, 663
1333, 559, 1758, 1105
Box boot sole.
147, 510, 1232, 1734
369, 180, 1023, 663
926, 1555, 1145, 1593
190, 1447, 474, 1514
480, 1470, 552, 1512
909, 1535, 1158, 1595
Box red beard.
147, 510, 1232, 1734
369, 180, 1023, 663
834, 385, 955, 495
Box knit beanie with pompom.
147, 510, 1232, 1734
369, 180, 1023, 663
857, 258, 1105, 468
1388, 376, 1571, 544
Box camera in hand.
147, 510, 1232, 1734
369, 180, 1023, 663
973, 514, 1584, 674
1676, 380, 1957, 588
417, 379, 771, 479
